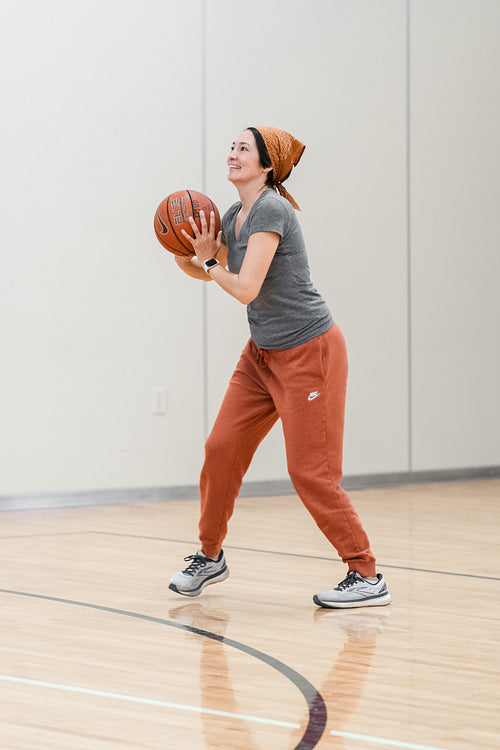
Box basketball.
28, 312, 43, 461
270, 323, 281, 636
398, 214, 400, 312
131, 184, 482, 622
153, 189, 221, 257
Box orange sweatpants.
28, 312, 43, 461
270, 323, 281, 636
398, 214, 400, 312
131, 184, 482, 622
199, 324, 376, 577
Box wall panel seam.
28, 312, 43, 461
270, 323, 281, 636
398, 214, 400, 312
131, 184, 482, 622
201, 0, 209, 440
406, 0, 413, 472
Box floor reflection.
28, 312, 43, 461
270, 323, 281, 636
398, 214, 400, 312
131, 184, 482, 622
169, 602, 260, 750
169, 602, 389, 749
291, 608, 391, 748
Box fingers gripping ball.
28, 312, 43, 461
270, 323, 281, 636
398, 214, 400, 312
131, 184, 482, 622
153, 190, 221, 257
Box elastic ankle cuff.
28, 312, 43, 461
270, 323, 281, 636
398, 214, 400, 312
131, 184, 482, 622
349, 567, 376, 578
203, 549, 222, 562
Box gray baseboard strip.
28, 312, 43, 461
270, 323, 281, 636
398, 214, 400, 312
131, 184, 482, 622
1, 466, 499, 511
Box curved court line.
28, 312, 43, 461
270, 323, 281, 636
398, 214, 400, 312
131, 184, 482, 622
0, 675, 300, 729
0, 588, 327, 750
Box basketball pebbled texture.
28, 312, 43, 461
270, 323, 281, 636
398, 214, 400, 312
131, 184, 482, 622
153, 190, 221, 257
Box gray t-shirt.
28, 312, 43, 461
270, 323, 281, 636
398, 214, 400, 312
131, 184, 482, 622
221, 189, 333, 349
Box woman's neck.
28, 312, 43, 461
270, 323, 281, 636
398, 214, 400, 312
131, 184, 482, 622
236, 182, 270, 211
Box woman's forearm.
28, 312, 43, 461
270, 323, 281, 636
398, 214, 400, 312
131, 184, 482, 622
205, 263, 258, 305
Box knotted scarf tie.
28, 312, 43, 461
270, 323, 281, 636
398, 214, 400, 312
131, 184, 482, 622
256, 126, 305, 210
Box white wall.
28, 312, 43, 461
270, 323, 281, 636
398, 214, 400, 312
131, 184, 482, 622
1, 0, 498, 497
0, 0, 207, 493
410, 0, 500, 470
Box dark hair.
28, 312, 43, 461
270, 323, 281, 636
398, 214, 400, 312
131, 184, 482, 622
247, 126, 274, 187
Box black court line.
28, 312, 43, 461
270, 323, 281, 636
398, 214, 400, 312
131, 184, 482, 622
3, 529, 498, 583
0, 588, 327, 750
90, 532, 500, 583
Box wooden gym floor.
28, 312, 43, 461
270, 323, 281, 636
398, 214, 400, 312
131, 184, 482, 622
1, 478, 499, 749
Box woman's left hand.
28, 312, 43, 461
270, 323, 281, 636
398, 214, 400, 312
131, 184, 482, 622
181, 210, 222, 263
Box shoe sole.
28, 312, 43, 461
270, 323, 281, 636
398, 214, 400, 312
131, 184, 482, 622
313, 592, 392, 609
169, 568, 229, 598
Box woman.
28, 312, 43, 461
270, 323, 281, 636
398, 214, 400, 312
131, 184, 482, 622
168, 126, 391, 609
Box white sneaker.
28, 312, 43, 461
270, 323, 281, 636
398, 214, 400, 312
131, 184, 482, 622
169, 550, 229, 597
313, 571, 392, 609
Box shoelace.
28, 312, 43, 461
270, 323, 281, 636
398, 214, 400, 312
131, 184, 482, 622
336, 571, 364, 590
182, 555, 208, 576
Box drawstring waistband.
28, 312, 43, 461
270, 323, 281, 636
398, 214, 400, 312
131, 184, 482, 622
256, 347, 269, 368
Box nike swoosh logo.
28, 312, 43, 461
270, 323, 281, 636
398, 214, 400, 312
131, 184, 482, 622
157, 216, 170, 234
308, 391, 320, 401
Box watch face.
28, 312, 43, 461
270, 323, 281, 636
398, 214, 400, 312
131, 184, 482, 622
205, 259, 218, 268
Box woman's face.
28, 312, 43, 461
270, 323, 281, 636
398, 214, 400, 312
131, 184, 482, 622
227, 129, 270, 186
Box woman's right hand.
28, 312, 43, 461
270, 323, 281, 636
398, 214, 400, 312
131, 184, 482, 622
181, 210, 222, 265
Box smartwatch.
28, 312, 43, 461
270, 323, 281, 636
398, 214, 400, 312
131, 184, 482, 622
203, 258, 220, 274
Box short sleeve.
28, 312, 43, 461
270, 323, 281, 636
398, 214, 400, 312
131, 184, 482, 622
247, 195, 287, 238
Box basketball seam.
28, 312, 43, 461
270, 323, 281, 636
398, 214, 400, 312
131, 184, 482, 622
184, 190, 198, 253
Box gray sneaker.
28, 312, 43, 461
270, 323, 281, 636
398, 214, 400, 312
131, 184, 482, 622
169, 550, 229, 597
313, 571, 392, 609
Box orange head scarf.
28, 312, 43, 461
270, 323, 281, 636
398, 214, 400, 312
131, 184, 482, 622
255, 126, 305, 210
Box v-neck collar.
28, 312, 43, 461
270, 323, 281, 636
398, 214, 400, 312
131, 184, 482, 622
234, 189, 271, 240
